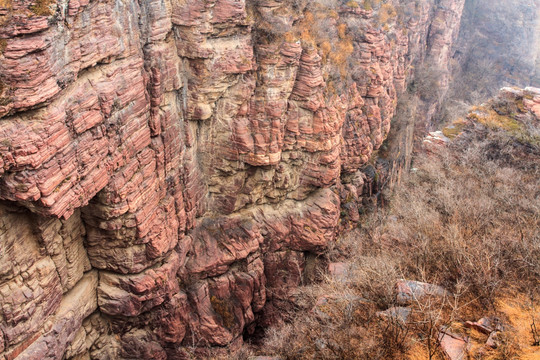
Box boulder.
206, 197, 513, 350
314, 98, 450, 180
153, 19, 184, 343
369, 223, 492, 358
438, 328, 470, 360
465, 316, 503, 335
395, 280, 449, 305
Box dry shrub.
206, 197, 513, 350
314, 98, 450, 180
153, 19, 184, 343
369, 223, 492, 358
378, 4, 397, 24
256, 238, 413, 359
255, 116, 539, 359
0, 0, 12, 9
388, 125, 540, 306
363, 0, 372, 11
30, 0, 55, 16
349, 254, 399, 308
291, 7, 354, 80
262, 279, 407, 359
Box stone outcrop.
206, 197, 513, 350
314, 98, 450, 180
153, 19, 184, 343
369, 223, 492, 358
0, 0, 466, 358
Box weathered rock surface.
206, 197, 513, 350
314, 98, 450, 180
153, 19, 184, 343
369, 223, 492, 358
395, 280, 449, 305
438, 328, 470, 360
465, 316, 503, 335
13, 271, 98, 360
0, 0, 466, 358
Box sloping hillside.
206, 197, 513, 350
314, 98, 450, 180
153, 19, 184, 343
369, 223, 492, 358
251, 87, 540, 360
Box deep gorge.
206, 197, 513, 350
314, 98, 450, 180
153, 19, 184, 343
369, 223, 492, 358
0, 0, 537, 359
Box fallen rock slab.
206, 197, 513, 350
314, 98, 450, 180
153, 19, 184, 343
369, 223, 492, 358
395, 280, 449, 305
438, 328, 470, 360
465, 316, 503, 335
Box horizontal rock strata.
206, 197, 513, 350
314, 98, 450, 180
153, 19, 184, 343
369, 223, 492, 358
0, 0, 465, 358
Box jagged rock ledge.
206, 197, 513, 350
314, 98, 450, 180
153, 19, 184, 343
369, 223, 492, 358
0, 0, 465, 358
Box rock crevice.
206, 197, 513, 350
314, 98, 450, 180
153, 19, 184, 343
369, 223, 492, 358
0, 0, 466, 358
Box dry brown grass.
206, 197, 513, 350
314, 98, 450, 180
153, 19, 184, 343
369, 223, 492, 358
290, 8, 354, 80
30, 0, 55, 16
0, 0, 12, 9
252, 115, 540, 359
378, 4, 397, 24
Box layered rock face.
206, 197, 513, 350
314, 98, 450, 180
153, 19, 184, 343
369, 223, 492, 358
0, 0, 464, 358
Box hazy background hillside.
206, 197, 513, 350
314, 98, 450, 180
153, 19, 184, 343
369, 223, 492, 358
440, 0, 540, 122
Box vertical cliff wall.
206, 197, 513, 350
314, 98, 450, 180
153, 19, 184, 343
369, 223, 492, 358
440, 0, 540, 123
376, 0, 465, 189
384, 0, 540, 187
0, 0, 464, 358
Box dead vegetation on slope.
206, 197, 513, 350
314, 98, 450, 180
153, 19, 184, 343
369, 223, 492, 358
249, 93, 540, 359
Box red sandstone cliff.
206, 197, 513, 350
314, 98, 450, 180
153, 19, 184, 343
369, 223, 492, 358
0, 0, 465, 358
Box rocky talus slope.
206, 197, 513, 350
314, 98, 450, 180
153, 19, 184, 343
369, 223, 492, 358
0, 0, 464, 358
